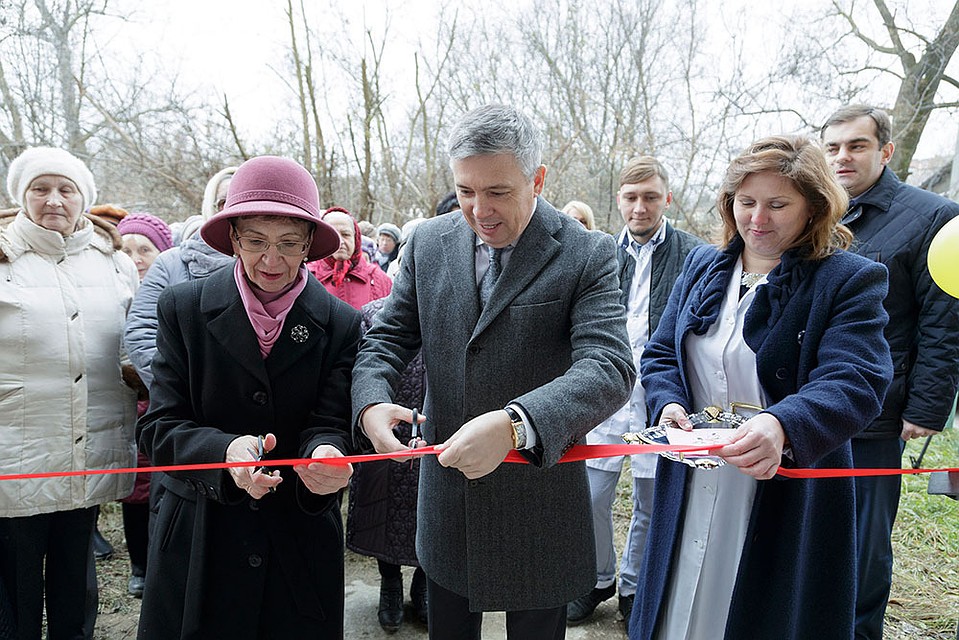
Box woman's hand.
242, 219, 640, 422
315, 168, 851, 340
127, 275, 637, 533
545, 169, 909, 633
294, 445, 353, 495
225, 433, 283, 499
658, 403, 693, 430
715, 413, 785, 480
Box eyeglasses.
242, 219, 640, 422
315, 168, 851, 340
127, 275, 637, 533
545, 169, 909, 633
232, 233, 310, 256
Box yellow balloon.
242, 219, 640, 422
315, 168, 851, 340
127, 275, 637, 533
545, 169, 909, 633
928, 216, 959, 299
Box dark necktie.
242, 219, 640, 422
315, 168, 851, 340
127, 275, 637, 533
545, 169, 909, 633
479, 246, 503, 307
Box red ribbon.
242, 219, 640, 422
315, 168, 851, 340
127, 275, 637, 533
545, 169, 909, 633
0, 443, 952, 481
0, 443, 716, 481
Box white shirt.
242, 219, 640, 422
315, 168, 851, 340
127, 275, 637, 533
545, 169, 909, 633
585, 223, 666, 478
656, 256, 766, 640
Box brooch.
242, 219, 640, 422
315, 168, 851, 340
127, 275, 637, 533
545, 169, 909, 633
290, 325, 309, 343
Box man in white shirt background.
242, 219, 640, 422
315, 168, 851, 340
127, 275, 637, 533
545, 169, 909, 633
567, 156, 702, 633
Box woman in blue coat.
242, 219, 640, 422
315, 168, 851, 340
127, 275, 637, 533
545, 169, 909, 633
629, 136, 893, 640
136, 156, 361, 639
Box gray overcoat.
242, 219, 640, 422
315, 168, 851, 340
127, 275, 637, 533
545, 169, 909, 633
351, 197, 635, 610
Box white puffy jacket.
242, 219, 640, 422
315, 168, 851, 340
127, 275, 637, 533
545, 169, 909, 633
0, 210, 139, 517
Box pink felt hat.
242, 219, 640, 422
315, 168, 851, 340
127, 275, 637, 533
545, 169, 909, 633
200, 156, 339, 261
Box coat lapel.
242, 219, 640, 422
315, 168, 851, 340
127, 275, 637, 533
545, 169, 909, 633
441, 218, 482, 327
265, 278, 329, 380
201, 266, 270, 387
472, 197, 561, 339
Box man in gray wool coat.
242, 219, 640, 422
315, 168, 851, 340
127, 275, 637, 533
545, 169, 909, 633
351, 104, 635, 640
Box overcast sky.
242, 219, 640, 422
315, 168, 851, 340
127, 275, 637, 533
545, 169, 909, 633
114, 0, 959, 166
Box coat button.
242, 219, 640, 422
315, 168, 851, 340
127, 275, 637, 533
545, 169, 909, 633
249, 499, 259, 511
468, 345, 482, 354
775, 368, 788, 380
248, 554, 262, 568
252, 391, 268, 405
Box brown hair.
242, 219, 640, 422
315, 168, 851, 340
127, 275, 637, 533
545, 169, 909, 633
717, 135, 852, 259
619, 156, 669, 190
820, 104, 892, 147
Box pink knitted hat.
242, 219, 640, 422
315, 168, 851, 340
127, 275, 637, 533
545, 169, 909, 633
117, 212, 173, 252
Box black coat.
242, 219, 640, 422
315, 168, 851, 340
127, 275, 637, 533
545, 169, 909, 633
845, 167, 959, 437
136, 265, 361, 640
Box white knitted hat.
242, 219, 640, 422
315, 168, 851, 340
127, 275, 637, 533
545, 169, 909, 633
6, 147, 98, 210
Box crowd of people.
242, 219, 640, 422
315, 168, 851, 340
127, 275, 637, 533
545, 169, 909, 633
0, 101, 956, 640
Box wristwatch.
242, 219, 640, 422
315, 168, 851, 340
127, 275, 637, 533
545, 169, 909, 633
503, 406, 528, 449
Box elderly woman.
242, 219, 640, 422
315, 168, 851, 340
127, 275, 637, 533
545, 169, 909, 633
115, 211, 173, 598
562, 200, 596, 230
135, 156, 361, 640
118, 212, 173, 281
307, 206, 391, 309
629, 136, 893, 640
0, 147, 139, 637
374, 222, 401, 272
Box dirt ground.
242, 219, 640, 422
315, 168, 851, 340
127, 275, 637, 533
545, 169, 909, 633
92, 500, 628, 640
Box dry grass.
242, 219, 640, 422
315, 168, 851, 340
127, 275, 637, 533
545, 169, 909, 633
885, 428, 959, 639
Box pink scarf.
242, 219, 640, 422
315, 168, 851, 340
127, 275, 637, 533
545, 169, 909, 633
234, 260, 309, 358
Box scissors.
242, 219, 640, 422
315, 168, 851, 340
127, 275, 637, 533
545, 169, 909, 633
408, 408, 424, 449
246, 434, 276, 492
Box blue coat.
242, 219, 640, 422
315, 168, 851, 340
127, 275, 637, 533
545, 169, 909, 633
630, 240, 893, 640
844, 166, 959, 437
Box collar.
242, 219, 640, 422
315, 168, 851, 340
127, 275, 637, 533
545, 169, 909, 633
849, 166, 899, 213
1, 210, 108, 260
617, 221, 667, 255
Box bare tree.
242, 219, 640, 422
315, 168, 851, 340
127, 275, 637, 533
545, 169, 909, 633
0, 0, 244, 217
831, 0, 959, 177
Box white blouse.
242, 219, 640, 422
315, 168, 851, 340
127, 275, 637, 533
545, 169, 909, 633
656, 257, 768, 640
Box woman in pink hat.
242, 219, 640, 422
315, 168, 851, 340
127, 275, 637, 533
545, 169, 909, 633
114, 212, 173, 599
136, 156, 361, 640
117, 212, 173, 280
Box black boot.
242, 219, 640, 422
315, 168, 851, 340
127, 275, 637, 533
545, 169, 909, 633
566, 584, 615, 625
410, 568, 428, 625
377, 575, 404, 632
92, 527, 113, 561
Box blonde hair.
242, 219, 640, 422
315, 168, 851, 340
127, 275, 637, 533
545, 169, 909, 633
620, 156, 669, 189
562, 200, 596, 230
717, 135, 852, 259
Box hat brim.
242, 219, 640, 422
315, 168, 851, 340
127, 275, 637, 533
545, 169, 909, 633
201, 201, 340, 261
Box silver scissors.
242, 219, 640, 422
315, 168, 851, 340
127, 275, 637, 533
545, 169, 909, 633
408, 409, 423, 448
407, 409, 426, 470
246, 434, 275, 492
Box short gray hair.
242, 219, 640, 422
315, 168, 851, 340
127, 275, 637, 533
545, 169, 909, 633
446, 104, 544, 179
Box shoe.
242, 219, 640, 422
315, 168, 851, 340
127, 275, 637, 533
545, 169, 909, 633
127, 574, 145, 599
377, 576, 404, 632
92, 528, 114, 561
566, 584, 616, 625
410, 569, 428, 625
619, 594, 635, 633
